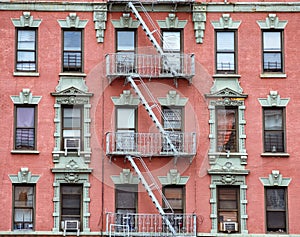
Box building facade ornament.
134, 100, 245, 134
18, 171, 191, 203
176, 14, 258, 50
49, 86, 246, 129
211, 14, 241, 29
157, 90, 188, 106
11, 88, 42, 105
260, 170, 292, 187
192, 5, 206, 44
111, 169, 140, 185
111, 90, 140, 106
11, 12, 42, 27
9, 167, 40, 184
257, 14, 288, 29
158, 169, 189, 185
57, 13, 88, 28
111, 13, 139, 28
93, 5, 107, 43
258, 91, 290, 107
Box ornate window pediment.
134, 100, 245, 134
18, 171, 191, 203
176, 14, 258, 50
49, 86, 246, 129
9, 167, 40, 184
158, 169, 189, 185
157, 90, 188, 106
111, 13, 139, 28
111, 90, 140, 106
260, 170, 291, 186
11, 12, 42, 28
211, 14, 241, 30
258, 91, 289, 107
111, 169, 139, 185
157, 13, 187, 29
257, 14, 287, 29
58, 13, 88, 28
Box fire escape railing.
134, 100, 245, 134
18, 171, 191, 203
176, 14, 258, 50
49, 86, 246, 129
105, 53, 195, 82
106, 212, 197, 236
106, 132, 196, 157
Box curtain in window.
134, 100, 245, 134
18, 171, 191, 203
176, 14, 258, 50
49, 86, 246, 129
217, 109, 235, 151
16, 107, 35, 149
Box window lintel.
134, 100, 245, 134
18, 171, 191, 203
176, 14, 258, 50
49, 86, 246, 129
257, 14, 287, 29
211, 14, 241, 29
9, 167, 40, 184
11, 89, 42, 105
12, 12, 42, 28
58, 13, 88, 28
258, 91, 289, 107
158, 169, 189, 185
260, 170, 291, 186
157, 13, 187, 29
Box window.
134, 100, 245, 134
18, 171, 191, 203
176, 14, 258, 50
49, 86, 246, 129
216, 31, 236, 74
115, 185, 137, 228
266, 187, 287, 233
216, 107, 238, 152
116, 30, 136, 73
63, 30, 82, 72
162, 107, 183, 152
14, 106, 36, 150
61, 184, 82, 222
163, 185, 185, 214
262, 31, 283, 72
115, 108, 137, 151
162, 31, 182, 73
16, 29, 37, 72
263, 108, 285, 153
62, 106, 82, 153
218, 186, 239, 232
13, 185, 35, 230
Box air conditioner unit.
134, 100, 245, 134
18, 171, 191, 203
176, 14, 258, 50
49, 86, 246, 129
220, 222, 238, 232
64, 138, 80, 156
62, 220, 80, 236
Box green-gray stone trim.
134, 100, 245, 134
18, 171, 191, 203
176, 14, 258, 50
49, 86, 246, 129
11, 88, 42, 105
257, 13, 288, 30
57, 12, 88, 28
111, 90, 140, 106
205, 78, 248, 164
111, 169, 140, 185
157, 13, 187, 29
51, 161, 92, 233
210, 177, 248, 234
111, 13, 139, 28
51, 76, 93, 163
158, 169, 189, 185
11, 11, 42, 28
258, 90, 290, 107
211, 13, 241, 29
9, 167, 40, 184
260, 170, 291, 187
157, 90, 188, 107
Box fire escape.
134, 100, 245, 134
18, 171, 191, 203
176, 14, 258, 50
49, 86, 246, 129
106, 1, 196, 236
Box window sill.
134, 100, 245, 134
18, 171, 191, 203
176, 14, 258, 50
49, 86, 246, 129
213, 74, 241, 79
260, 73, 287, 79
261, 152, 289, 157
11, 150, 40, 154
14, 72, 39, 77
59, 72, 87, 77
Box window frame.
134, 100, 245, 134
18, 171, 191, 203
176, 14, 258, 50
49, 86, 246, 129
263, 107, 286, 153
61, 105, 83, 152
13, 184, 35, 231
262, 30, 284, 73
265, 187, 288, 233
62, 29, 83, 72
216, 107, 238, 152
215, 30, 237, 74
217, 186, 240, 233
162, 185, 185, 214
115, 29, 136, 73
60, 184, 83, 224
15, 28, 37, 72
14, 105, 37, 151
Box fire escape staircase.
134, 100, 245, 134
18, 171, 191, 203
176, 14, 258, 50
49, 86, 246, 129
126, 155, 177, 235
126, 3, 181, 235
127, 2, 178, 78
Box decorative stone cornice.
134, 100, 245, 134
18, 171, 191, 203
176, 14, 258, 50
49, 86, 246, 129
158, 169, 189, 185
192, 5, 206, 44
157, 90, 188, 106
111, 169, 139, 185
93, 4, 107, 43
111, 13, 139, 28
58, 13, 88, 28
9, 167, 40, 184
211, 14, 241, 29
11, 12, 42, 27
257, 14, 288, 29
157, 13, 187, 29
260, 170, 291, 186
258, 91, 290, 107
111, 90, 140, 106
11, 88, 42, 104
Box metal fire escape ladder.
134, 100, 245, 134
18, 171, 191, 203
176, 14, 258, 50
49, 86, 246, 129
126, 155, 176, 235
127, 2, 177, 76
127, 75, 178, 155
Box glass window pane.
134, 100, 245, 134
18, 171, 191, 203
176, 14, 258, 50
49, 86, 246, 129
15, 186, 34, 207
64, 31, 81, 50
17, 52, 35, 62
266, 188, 286, 210
117, 108, 135, 129
267, 212, 286, 229
217, 32, 234, 51
117, 31, 135, 51
17, 107, 35, 127
217, 54, 235, 70
264, 110, 283, 130
163, 32, 180, 51
264, 53, 281, 70
18, 30, 35, 50
263, 32, 281, 51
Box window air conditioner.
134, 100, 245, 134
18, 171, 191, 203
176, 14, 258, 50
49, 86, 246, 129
221, 222, 238, 232
62, 220, 80, 236
64, 138, 80, 156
